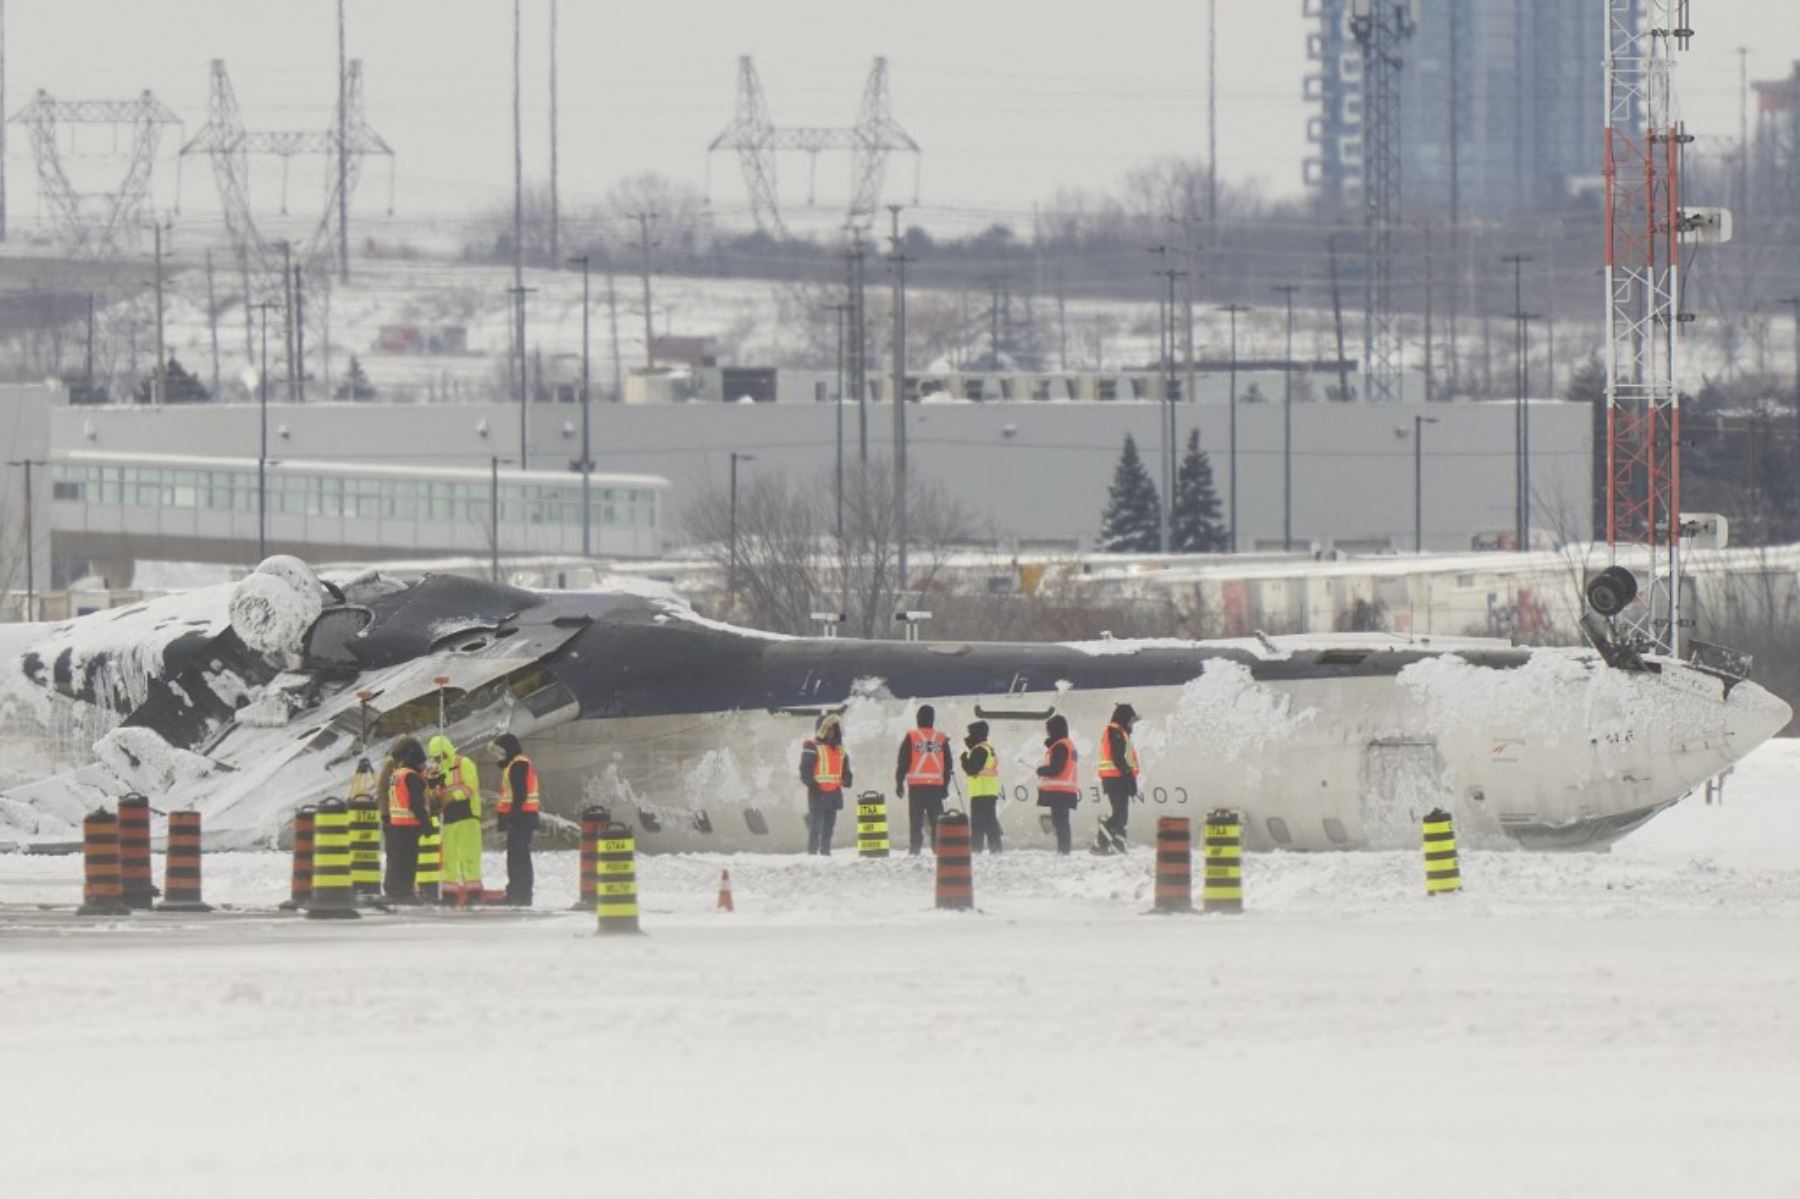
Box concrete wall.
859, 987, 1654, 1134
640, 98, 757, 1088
50, 396, 1592, 555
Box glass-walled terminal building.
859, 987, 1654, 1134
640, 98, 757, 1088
50, 451, 668, 567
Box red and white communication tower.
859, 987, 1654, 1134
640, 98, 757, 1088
1601, 0, 1694, 654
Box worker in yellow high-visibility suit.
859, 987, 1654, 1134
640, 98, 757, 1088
428, 734, 484, 906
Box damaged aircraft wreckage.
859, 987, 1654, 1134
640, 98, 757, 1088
0, 558, 1788, 853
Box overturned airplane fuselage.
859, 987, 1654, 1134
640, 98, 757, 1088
0, 565, 1789, 852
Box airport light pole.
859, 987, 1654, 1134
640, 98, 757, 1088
7, 457, 45, 621
1148, 243, 1174, 552
568, 254, 593, 557
1272, 285, 1301, 551
1503, 253, 1533, 552
509, 285, 536, 470
252, 301, 279, 562
1413, 415, 1438, 553
728, 452, 756, 612
828, 301, 849, 549
1220, 303, 1250, 553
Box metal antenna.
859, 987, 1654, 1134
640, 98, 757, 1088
1603, 0, 1694, 655
708, 56, 920, 235
8, 90, 181, 257
181, 59, 392, 294
1351, 0, 1415, 404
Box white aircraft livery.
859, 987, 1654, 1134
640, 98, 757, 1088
0, 559, 1787, 853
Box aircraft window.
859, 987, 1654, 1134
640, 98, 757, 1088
975, 703, 1057, 721
743, 808, 769, 835
693, 811, 713, 834
304, 607, 374, 667
926, 643, 972, 656
636, 808, 662, 833
1322, 817, 1349, 844
1266, 817, 1292, 845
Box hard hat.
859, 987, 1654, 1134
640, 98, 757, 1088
427, 734, 455, 761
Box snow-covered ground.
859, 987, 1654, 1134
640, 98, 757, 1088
3, 741, 1797, 1197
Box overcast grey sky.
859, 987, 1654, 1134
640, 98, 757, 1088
9, 0, 1793, 233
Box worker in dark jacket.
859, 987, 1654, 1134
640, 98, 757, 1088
895, 704, 951, 854
494, 733, 540, 906
960, 719, 1003, 854
1035, 714, 1080, 854
800, 713, 853, 854
1094, 703, 1140, 854
382, 737, 429, 900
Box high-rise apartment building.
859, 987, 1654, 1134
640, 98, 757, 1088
1305, 0, 1612, 220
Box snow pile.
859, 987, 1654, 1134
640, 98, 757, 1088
682, 745, 759, 809
1139, 658, 1320, 774
228, 557, 324, 655
92, 727, 216, 795
586, 572, 684, 605
1060, 635, 1214, 657
1397, 648, 1601, 743
662, 603, 796, 641
424, 616, 498, 644
234, 690, 298, 728
1395, 648, 1752, 769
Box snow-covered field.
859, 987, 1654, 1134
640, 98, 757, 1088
3, 742, 1798, 1198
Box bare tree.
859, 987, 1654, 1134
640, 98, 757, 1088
683, 457, 973, 637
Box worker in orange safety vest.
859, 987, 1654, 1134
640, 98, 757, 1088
383, 736, 429, 900
800, 714, 853, 854
494, 733, 540, 906
895, 704, 951, 854
1035, 714, 1080, 854
1094, 703, 1141, 854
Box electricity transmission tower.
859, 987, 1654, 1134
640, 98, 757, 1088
1350, 1, 1414, 403
180, 58, 393, 292
1603, 0, 1694, 654
7, 90, 181, 257
707, 56, 920, 235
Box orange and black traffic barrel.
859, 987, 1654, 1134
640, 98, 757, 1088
572, 805, 609, 911
281, 805, 317, 911
934, 811, 974, 911
305, 798, 361, 920
1151, 817, 1193, 913
76, 809, 131, 917
117, 792, 155, 910
594, 821, 641, 935
158, 810, 212, 912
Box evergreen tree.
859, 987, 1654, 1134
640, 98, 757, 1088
336, 355, 378, 401
1171, 428, 1227, 552
1098, 433, 1163, 552
134, 355, 209, 404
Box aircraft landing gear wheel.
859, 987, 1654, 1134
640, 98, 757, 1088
1585, 565, 1639, 618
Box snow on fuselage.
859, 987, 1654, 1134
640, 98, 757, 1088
529, 620, 1791, 854
0, 574, 1788, 852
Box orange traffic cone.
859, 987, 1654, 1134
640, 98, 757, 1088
717, 869, 734, 913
